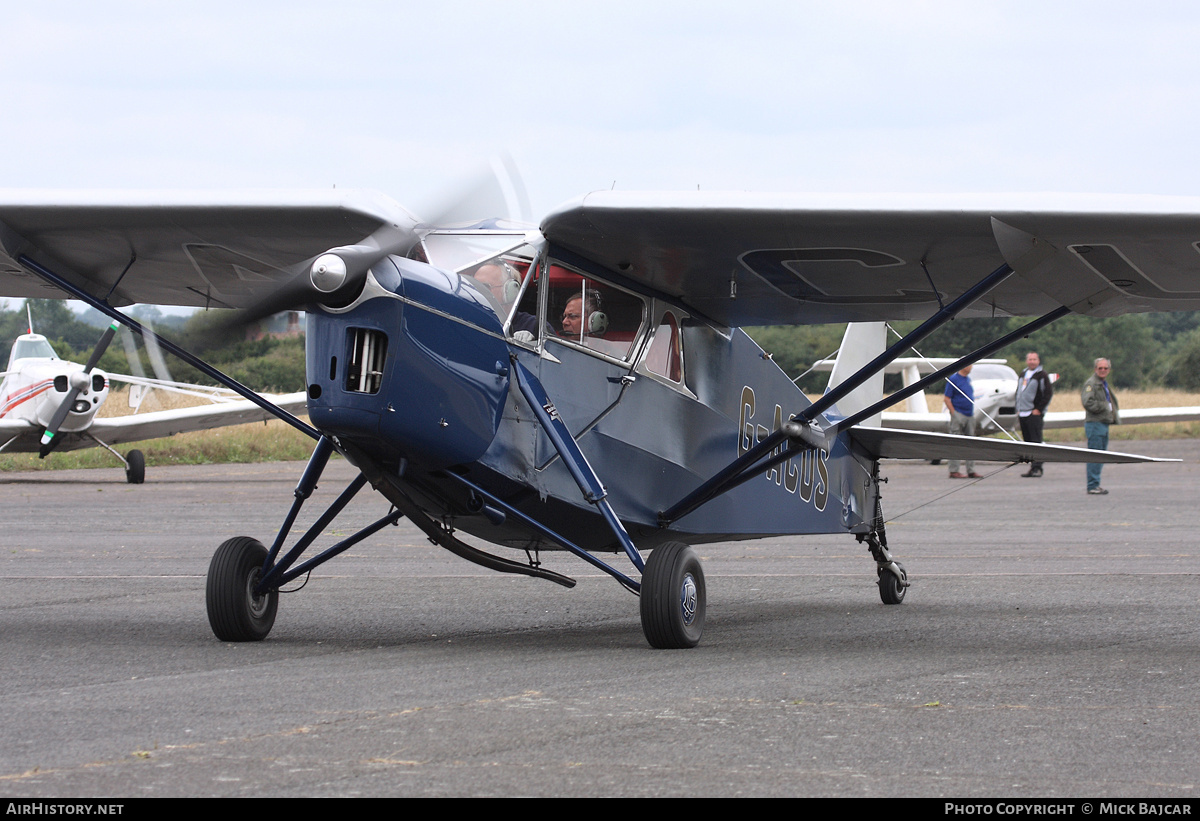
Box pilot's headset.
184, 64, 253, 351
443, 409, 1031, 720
581, 289, 609, 335
498, 262, 522, 304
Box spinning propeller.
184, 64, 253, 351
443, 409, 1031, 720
226, 157, 531, 332
38, 320, 118, 457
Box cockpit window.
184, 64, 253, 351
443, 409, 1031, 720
9, 335, 59, 368
458, 244, 541, 342
970, 363, 1018, 382
546, 266, 646, 361
644, 310, 683, 383
418, 230, 531, 274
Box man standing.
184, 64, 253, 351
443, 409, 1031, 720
1082, 357, 1119, 495
1016, 351, 1053, 477
944, 365, 978, 479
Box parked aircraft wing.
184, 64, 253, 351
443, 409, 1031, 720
0, 418, 34, 436
1042, 406, 1200, 430
879, 407, 1200, 433
107, 372, 244, 405
87, 392, 308, 446
810, 356, 1009, 374
847, 426, 1172, 465
878, 412, 951, 432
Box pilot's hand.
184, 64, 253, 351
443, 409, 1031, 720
513, 330, 534, 343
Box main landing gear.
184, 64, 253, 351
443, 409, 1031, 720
206, 537, 278, 641
639, 541, 706, 649
124, 449, 145, 484
88, 435, 146, 483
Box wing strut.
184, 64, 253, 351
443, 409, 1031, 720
658, 262, 1016, 526
509, 355, 647, 573
827, 305, 1071, 434
16, 254, 320, 440
695, 305, 1074, 500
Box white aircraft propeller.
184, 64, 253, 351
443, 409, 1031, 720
38, 320, 119, 457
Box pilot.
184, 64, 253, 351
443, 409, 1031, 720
473, 262, 540, 339
561, 292, 603, 341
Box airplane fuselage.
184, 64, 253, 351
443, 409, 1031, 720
302, 253, 879, 555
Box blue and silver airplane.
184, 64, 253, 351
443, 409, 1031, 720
0, 189, 1193, 648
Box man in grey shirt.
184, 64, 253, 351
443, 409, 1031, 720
1082, 357, 1119, 495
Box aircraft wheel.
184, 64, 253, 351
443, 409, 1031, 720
125, 449, 145, 484
206, 537, 278, 641
639, 541, 706, 649
878, 561, 907, 605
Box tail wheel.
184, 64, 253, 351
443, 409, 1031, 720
206, 537, 278, 641
125, 449, 145, 484
639, 541, 706, 649
878, 561, 907, 605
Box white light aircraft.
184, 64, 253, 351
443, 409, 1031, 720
813, 322, 1200, 434
0, 321, 306, 482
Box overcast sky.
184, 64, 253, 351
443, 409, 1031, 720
4, 1, 1200, 221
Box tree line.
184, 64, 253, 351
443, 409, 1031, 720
3, 300, 305, 393
749, 311, 1200, 394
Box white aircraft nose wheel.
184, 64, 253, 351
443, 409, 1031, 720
124, 449, 145, 484
206, 537, 279, 641
639, 541, 706, 648
878, 561, 908, 605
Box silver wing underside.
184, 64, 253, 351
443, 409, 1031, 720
2, 189, 1200, 326
0, 190, 416, 308
849, 426, 1171, 464
541, 191, 1200, 326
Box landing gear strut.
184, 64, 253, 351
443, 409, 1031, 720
857, 495, 909, 605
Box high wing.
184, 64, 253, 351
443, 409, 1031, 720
4, 189, 1200, 323
541, 191, 1200, 326
0, 190, 416, 308
0, 392, 307, 453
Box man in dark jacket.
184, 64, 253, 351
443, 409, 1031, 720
1016, 351, 1053, 477
1082, 357, 1119, 495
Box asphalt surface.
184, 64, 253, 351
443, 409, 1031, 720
1, 440, 1198, 797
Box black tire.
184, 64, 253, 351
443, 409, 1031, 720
125, 450, 145, 484
639, 541, 706, 649
878, 561, 907, 605
206, 537, 278, 641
